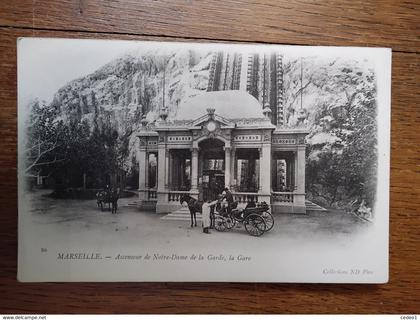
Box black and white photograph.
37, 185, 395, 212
17, 38, 391, 282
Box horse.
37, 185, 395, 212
96, 188, 120, 214
180, 194, 203, 227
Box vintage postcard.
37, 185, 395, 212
17, 38, 391, 282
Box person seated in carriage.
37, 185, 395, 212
229, 198, 257, 220
245, 199, 256, 209
220, 187, 234, 213
218, 196, 228, 215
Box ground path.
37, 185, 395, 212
26, 189, 370, 252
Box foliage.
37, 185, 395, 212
25, 100, 66, 178
25, 101, 129, 190
286, 58, 378, 213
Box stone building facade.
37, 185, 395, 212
137, 90, 308, 214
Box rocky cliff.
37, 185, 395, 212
47, 49, 213, 170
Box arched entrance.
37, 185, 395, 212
198, 138, 225, 201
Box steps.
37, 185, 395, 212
127, 200, 157, 211
161, 207, 203, 222
135, 200, 327, 217
305, 200, 327, 212
126, 200, 141, 207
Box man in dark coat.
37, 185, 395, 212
221, 187, 234, 214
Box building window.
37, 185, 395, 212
170, 150, 191, 191
235, 149, 259, 192
272, 152, 295, 192
204, 159, 224, 171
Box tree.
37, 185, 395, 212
25, 100, 66, 181
287, 58, 378, 213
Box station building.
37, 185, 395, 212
137, 89, 308, 214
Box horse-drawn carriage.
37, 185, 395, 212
179, 194, 274, 237
214, 201, 274, 237
96, 187, 120, 214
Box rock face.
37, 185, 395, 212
48, 49, 213, 170
51, 50, 213, 128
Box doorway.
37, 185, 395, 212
198, 138, 225, 201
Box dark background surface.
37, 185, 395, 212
0, 0, 419, 314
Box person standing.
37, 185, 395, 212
201, 198, 218, 234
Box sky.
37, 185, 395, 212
18, 38, 144, 106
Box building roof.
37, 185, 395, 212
173, 90, 264, 120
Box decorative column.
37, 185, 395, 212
258, 149, 263, 192
297, 147, 306, 191
174, 151, 179, 190
145, 153, 149, 189
259, 145, 271, 194
168, 152, 172, 190
291, 146, 306, 213
190, 147, 199, 193
259, 142, 272, 204
198, 150, 203, 179
138, 142, 147, 201
230, 148, 236, 190
157, 142, 166, 193
170, 150, 177, 190
297, 147, 306, 194
156, 136, 169, 213
294, 151, 298, 191
224, 146, 231, 188
164, 150, 170, 189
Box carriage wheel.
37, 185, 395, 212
214, 216, 227, 232
261, 211, 274, 231
244, 214, 266, 237
224, 216, 236, 229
